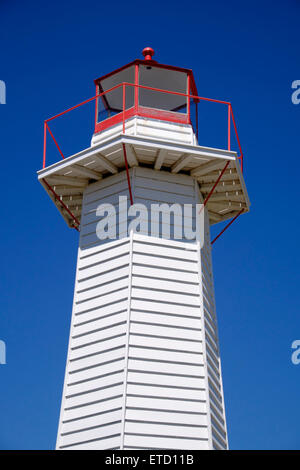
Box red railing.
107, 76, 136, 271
42, 82, 244, 172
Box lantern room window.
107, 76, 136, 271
97, 65, 135, 122
138, 65, 188, 113
94, 53, 197, 133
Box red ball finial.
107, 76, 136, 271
142, 47, 155, 61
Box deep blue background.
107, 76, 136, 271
0, 0, 299, 450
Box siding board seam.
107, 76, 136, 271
120, 229, 134, 449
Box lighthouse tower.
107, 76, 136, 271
38, 48, 250, 450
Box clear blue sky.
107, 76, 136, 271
0, 0, 299, 450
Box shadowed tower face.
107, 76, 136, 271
38, 48, 249, 450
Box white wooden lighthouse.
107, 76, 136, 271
38, 48, 250, 450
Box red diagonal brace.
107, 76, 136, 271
203, 161, 230, 207
46, 123, 65, 161
198, 160, 230, 217
211, 208, 244, 245
43, 178, 80, 230
122, 143, 134, 206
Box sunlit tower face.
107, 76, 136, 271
38, 48, 250, 450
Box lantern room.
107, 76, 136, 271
94, 47, 198, 134
38, 47, 249, 231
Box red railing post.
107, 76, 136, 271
94, 84, 98, 133
43, 121, 47, 168
187, 75, 191, 124
196, 101, 199, 141
41, 82, 244, 176
123, 83, 126, 134
134, 65, 139, 114
228, 104, 231, 151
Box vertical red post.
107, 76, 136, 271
134, 64, 139, 114
196, 101, 199, 141
94, 84, 98, 133
123, 83, 126, 134
43, 121, 47, 168
187, 74, 191, 124
228, 104, 231, 151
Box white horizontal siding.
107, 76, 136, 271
61, 408, 122, 435
69, 336, 126, 361
125, 408, 208, 426
123, 434, 209, 450
127, 359, 205, 377
62, 396, 124, 422
128, 346, 203, 366
64, 384, 124, 409
61, 436, 121, 450
129, 334, 203, 353
66, 370, 124, 396
124, 421, 208, 440
127, 371, 205, 389
126, 383, 206, 401
57, 168, 228, 450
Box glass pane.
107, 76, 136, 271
139, 88, 187, 114
139, 65, 187, 112
97, 85, 134, 123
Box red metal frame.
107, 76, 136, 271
43, 82, 243, 169
187, 74, 191, 124
45, 122, 65, 160
230, 104, 243, 172
228, 105, 231, 151
94, 82, 193, 134
41, 56, 246, 238
122, 143, 134, 206
43, 178, 80, 230
202, 161, 230, 209
134, 64, 139, 114
211, 208, 244, 245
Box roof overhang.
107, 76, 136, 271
37, 127, 250, 229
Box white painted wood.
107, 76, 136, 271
125, 421, 209, 439
65, 370, 124, 395
128, 335, 203, 353
93, 152, 118, 174
123, 434, 210, 450
124, 144, 138, 167
154, 149, 168, 170
56, 169, 228, 450
64, 384, 124, 409
61, 434, 121, 450
125, 408, 208, 426
61, 409, 122, 435
60, 422, 122, 448
70, 164, 103, 180
127, 371, 205, 389
62, 396, 124, 422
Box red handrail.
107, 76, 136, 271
42, 82, 244, 173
